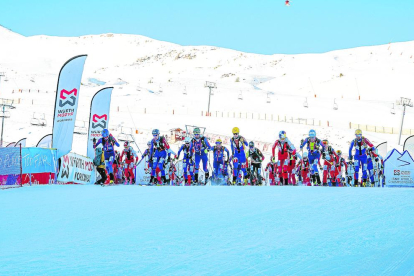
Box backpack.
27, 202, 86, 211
94, 148, 104, 166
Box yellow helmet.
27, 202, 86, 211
216, 138, 222, 143
232, 127, 239, 134
355, 129, 362, 135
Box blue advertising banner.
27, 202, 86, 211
21, 148, 58, 174
0, 147, 21, 175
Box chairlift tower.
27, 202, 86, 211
398, 97, 413, 145
204, 81, 216, 115
0, 98, 15, 147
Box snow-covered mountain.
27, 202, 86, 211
0, 25, 413, 154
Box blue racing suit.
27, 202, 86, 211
300, 137, 323, 184
94, 135, 120, 177
191, 136, 213, 181
349, 137, 375, 184
213, 145, 230, 178
230, 136, 249, 183
177, 144, 194, 180
150, 135, 171, 177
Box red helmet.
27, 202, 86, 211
124, 141, 129, 148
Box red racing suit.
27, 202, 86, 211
332, 155, 347, 186
120, 146, 138, 182
321, 146, 339, 184
272, 138, 296, 184
265, 162, 279, 185
296, 158, 311, 186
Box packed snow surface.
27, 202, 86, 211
1, 185, 414, 275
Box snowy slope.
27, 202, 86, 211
0, 25, 413, 155
1, 185, 414, 275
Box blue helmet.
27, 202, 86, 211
102, 129, 109, 138
279, 131, 286, 139
152, 129, 160, 135
309, 129, 316, 138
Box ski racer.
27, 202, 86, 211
93, 128, 120, 184
176, 137, 194, 185
348, 129, 375, 186
367, 148, 384, 187
150, 129, 173, 185
212, 138, 230, 179
93, 147, 107, 185
265, 157, 278, 185
300, 129, 323, 185
287, 151, 301, 185
272, 131, 296, 186
320, 139, 339, 186
247, 141, 265, 185
141, 141, 153, 178
345, 160, 355, 186
191, 128, 213, 184
296, 151, 311, 186
230, 127, 249, 185
120, 141, 139, 184
332, 150, 347, 186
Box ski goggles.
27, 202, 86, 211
153, 134, 159, 138
194, 133, 200, 137
215, 142, 222, 145
356, 134, 362, 139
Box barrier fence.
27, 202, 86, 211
6, 96, 414, 135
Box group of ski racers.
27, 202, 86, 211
92, 127, 385, 187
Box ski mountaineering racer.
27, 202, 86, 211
332, 150, 348, 186
93, 128, 120, 184
120, 141, 138, 184
150, 129, 174, 185
230, 127, 249, 185
191, 128, 213, 184
272, 130, 296, 185
348, 129, 375, 186
212, 138, 230, 181
247, 141, 265, 185
320, 139, 339, 186
300, 129, 323, 185
265, 157, 279, 185
297, 151, 311, 186
176, 137, 194, 185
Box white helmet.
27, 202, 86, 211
303, 152, 309, 159
185, 137, 191, 143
